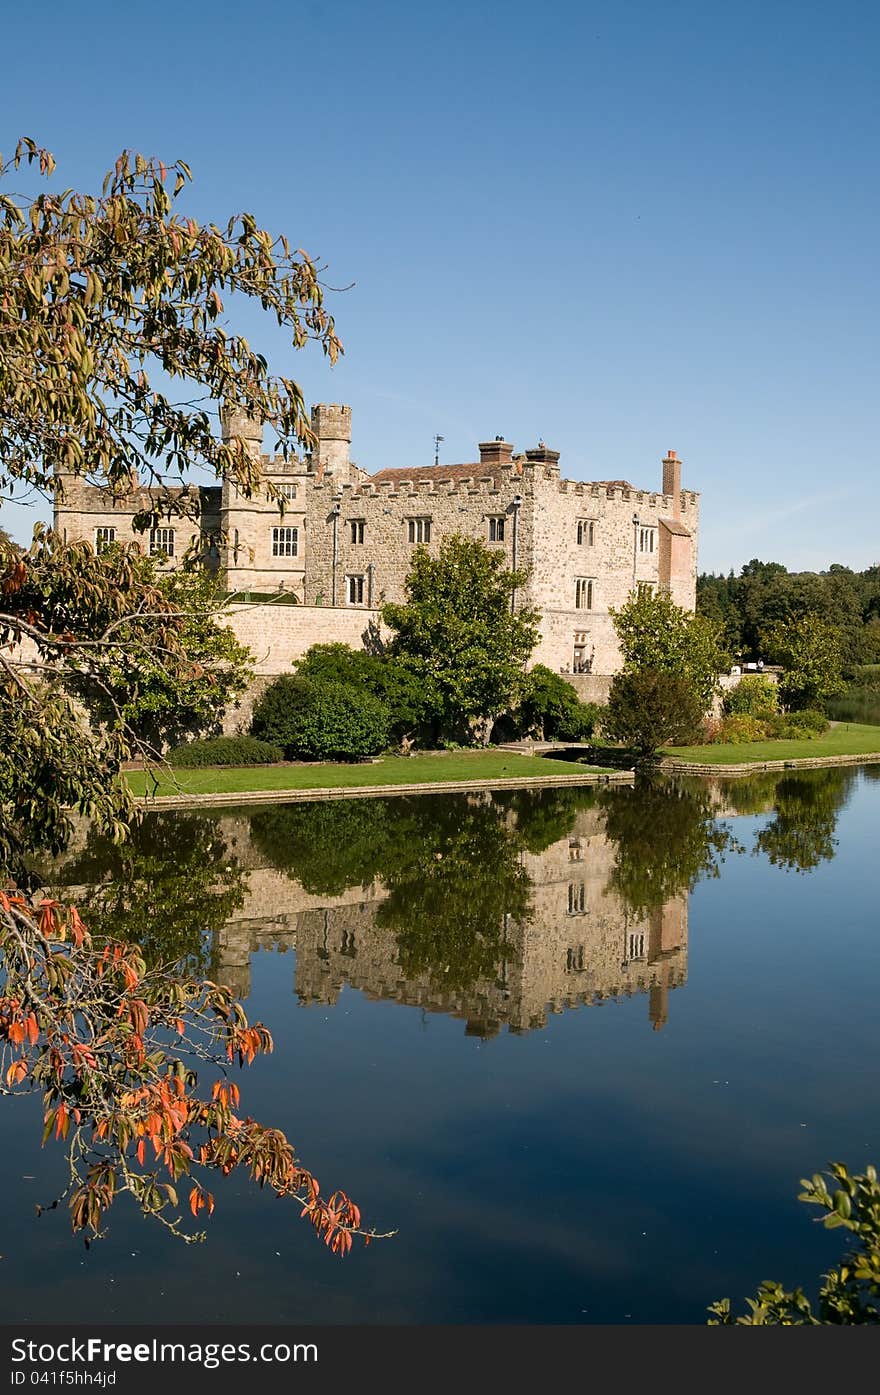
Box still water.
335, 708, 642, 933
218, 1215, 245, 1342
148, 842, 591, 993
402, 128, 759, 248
3, 768, 879, 1323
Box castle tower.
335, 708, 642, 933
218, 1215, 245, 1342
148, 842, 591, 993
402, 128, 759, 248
220, 403, 264, 471
311, 403, 352, 481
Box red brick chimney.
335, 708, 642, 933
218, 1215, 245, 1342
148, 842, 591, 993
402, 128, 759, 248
662, 449, 681, 518
479, 437, 514, 467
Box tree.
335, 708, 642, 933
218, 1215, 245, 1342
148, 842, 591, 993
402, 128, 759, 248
709, 1163, 880, 1324
0, 138, 338, 503
382, 536, 540, 744
610, 588, 727, 711
1, 137, 341, 866
603, 669, 705, 759
0, 891, 381, 1252
0, 141, 377, 1247
764, 613, 844, 710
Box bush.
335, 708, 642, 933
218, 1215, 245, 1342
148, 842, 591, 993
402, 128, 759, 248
603, 669, 705, 758
716, 714, 770, 744
251, 676, 391, 761
763, 708, 830, 739
723, 675, 778, 719
167, 736, 284, 767
509, 665, 601, 741
292, 644, 427, 741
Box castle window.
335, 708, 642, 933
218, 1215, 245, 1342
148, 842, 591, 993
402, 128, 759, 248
577, 519, 595, 546
487, 516, 505, 543
567, 882, 586, 916
346, 574, 365, 604
94, 527, 116, 553
271, 526, 298, 557
407, 516, 432, 544
628, 932, 646, 961
569, 839, 583, 861
277, 483, 298, 501
575, 578, 594, 610
639, 526, 656, 554
149, 527, 175, 557
566, 946, 585, 973
637, 581, 655, 598
350, 519, 365, 544
233, 528, 240, 557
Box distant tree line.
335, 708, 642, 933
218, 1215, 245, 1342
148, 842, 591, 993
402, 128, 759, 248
697, 559, 880, 671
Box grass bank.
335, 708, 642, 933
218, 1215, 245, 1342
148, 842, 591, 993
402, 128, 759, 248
128, 749, 616, 798
662, 722, 880, 766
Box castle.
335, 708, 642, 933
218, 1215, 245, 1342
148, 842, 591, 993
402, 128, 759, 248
54, 404, 699, 678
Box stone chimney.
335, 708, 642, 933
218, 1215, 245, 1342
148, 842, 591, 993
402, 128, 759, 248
478, 436, 514, 468
524, 441, 561, 475
662, 449, 681, 519
311, 403, 352, 480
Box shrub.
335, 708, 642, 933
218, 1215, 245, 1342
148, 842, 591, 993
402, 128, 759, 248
167, 736, 284, 767
723, 675, 778, 719
509, 665, 601, 741
716, 714, 770, 744
763, 708, 830, 739
293, 644, 427, 740
251, 676, 390, 761
603, 669, 704, 758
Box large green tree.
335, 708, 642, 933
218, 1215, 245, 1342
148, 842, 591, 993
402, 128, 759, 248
610, 587, 727, 711
382, 535, 540, 744
764, 612, 844, 710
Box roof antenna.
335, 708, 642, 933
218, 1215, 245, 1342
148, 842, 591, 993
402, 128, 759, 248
433, 433, 444, 467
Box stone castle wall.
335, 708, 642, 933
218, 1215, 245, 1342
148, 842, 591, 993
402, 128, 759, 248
53, 405, 699, 681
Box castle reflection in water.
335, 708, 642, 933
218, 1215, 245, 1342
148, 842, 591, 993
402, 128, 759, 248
207, 796, 687, 1037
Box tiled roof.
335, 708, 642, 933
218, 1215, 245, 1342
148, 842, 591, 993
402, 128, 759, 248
369, 463, 505, 487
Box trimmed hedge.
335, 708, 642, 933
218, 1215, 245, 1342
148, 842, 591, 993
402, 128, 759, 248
167, 736, 285, 768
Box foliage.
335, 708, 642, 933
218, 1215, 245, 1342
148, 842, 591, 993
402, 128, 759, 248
698, 560, 880, 670
1, 138, 342, 875
0, 892, 380, 1252
503, 664, 600, 741
709, 1163, 880, 1324
716, 713, 773, 744
292, 643, 427, 742
610, 588, 727, 711
251, 676, 390, 761
722, 675, 778, 718
80, 561, 253, 751
0, 138, 339, 502
167, 736, 284, 768
382, 536, 540, 744
764, 614, 844, 711
603, 670, 705, 758
0, 530, 253, 879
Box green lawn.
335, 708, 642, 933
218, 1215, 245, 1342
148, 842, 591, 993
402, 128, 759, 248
128, 749, 612, 797
663, 722, 880, 765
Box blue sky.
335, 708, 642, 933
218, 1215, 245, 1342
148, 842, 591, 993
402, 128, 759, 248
1, 0, 877, 573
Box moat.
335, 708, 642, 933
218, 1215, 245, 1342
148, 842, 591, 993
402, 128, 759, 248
3, 769, 879, 1323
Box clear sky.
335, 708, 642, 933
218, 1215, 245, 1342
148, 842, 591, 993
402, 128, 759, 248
1, 0, 877, 574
